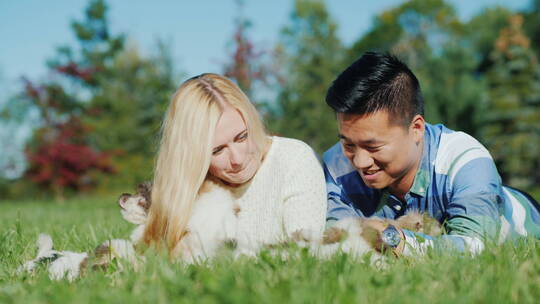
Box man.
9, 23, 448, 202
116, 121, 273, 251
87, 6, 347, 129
323, 52, 540, 255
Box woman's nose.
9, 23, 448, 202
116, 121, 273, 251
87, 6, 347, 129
229, 144, 245, 168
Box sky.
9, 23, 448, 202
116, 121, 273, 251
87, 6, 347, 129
0, 0, 532, 94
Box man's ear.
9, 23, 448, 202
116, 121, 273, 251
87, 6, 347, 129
410, 114, 425, 144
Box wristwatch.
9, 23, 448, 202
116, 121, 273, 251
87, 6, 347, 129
381, 224, 402, 249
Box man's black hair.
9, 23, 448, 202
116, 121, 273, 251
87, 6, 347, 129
325, 52, 424, 126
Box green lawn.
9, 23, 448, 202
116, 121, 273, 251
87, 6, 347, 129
0, 196, 539, 304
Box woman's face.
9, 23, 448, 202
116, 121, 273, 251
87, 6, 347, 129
208, 107, 261, 186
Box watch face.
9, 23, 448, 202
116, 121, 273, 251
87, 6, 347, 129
382, 225, 401, 248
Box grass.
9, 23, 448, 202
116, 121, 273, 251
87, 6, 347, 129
1, 195, 539, 304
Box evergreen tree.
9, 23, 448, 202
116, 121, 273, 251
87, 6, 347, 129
419, 44, 486, 137
522, 0, 540, 58
483, 15, 540, 189
82, 43, 178, 190
345, 0, 485, 137
346, 0, 461, 67
466, 6, 513, 73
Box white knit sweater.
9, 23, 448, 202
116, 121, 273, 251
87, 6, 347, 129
230, 136, 327, 247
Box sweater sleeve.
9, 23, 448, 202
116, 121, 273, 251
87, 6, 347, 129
280, 140, 327, 238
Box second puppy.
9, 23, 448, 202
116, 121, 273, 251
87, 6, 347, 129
314, 211, 442, 259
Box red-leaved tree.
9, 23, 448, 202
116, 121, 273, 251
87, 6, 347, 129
223, 0, 276, 101
25, 118, 114, 200
18, 0, 123, 200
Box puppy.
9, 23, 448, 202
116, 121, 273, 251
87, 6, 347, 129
120, 180, 243, 263
313, 211, 442, 259
18, 183, 152, 281
17, 234, 76, 277
173, 178, 242, 263
120, 183, 442, 262
118, 182, 152, 244
391, 211, 442, 236
18, 234, 138, 281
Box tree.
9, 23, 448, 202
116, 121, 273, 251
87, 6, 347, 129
345, 0, 485, 137
10, 0, 124, 199
346, 0, 462, 67
25, 117, 113, 201
522, 0, 540, 58
51, 0, 178, 191
0, 69, 27, 181
223, 0, 269, 101
418, 43, 486, 138
82, 43, 178, 189
466, 6, 513, 73
266, 0, 344, 154
50, 0, 125, 88
482, 15, 540, 189
4, 0, 178, 198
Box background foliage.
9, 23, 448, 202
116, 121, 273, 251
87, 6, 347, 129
1, 0, 539, 199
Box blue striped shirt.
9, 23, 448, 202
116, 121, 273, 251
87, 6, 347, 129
323, 123, 540, 254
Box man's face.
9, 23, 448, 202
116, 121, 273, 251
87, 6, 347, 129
337, 110, 424, 194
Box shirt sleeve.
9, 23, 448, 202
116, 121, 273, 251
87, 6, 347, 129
324, 163, 364, 226
402, 157, 503, 255
281, 143, 327, 238
401, 229, 484, 256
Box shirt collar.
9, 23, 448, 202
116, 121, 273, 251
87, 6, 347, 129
408, 130, 432, 197
376, 129, 432, 211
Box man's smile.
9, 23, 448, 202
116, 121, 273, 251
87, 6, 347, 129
361, 169, 382, 181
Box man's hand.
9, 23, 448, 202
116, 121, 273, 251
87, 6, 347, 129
360, 218, 405, 256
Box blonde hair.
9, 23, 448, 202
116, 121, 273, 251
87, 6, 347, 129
144, 73, 268, 252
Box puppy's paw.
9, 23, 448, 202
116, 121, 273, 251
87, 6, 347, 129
359, 218, 388, 251
322, 227, 348, 244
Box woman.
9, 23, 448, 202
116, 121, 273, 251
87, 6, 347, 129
144, 73, 326, 257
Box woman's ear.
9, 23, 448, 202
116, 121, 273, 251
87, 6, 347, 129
410, 114, 425, 144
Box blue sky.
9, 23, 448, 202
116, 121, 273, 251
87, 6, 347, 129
0, 0, 532, 93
